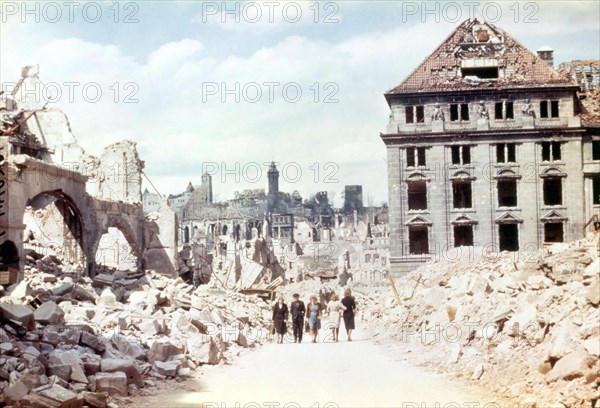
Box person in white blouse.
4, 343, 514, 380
326, 294, 346, 342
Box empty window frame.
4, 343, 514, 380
541, 142, 562, 161
593, 176, 600, 205
407, 181, 427, 210
498, 224, 519, 251
496, 143, 516, 163
450, 104, 470, 121
497, 179, 518, 207
451, 145, 471, 165
543, 178, 563, 206
406, 147, 427, 167
544, 223, 564, 243
540, 100, 559, 118
405, 106, 425, 123
494, 101, 514, 120
454, 225, 474, 247
452, 181, 473, 209
409, 226, 429, 255
592, 140, 600, 161
461, 67, 499, 79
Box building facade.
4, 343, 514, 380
381, 20, 600, 276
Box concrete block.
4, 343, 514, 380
152, 360, 180, 377
80, 331, 106, 353
48, 364, 72, 382
94, 372, 128, 396
6, 281, 31, 299
48, 350, 88, 384
147, 340, 182, 364
0, 302, 35, 330
51, 283, 73, 297
38, 384, 83, 408
546, 350, 594, 382
80, 392, 107, 408
34, 301, 65, 325
100, 358, 143, 387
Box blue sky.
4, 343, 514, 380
1, 1, 599, 205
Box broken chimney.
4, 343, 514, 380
537, 46, 554, 67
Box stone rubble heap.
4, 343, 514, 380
0, 252, 274, 408
359, 236, 600, 408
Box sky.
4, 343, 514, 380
1, 1, 599, 206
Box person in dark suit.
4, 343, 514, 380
341, 289, 357, 341
272, 296, 289, 344
290, 293, 306, 343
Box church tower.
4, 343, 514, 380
268, 162, 279, 196
201, 172, 213, 204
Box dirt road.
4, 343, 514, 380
131, 329, 493, 408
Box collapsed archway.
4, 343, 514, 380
95, 227, 138, 271
23, 191, 86, 268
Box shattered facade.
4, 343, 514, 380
0, 67, 178, 282
381, 20, 600, 276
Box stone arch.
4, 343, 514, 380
91, 216, 142, 270
25, 190, 86, 263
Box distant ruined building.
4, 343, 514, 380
381, 20, 600, 276
1, 67, 179, 282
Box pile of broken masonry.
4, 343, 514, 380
360, 235, 600, 408
0, 251, 274, 407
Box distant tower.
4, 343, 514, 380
268, 162, 279, 195
201, 172, 213, 204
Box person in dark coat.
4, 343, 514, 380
290, 293, 306, 343
272, 296, 289, 344
341, 289, 357, 341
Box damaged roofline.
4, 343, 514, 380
383, 84, 582, 106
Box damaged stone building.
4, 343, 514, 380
381, 20, 600, 276
0, 67, 179, 283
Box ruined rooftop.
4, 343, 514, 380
387, 19, 574, 94
558, 60, 600, 126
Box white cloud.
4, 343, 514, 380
1, 2, 598, 205
146, 39, 204, 67
192, 0, 331, 31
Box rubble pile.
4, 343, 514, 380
279, 279, 341, 303
359, 237, 600, 407
0, 254, 274, 407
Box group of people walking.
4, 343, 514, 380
271, 289, 357, 344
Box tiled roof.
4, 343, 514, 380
387, 20, 573, 94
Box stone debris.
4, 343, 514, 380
358, 235, 600, 407
0, 253, 274, 406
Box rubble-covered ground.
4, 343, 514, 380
357, 235, 600, 408
1, 235, 598, 408
0, 251, 274, 408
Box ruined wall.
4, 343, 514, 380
143, 198, 178, 277
8, 67, 87, 165
85, 141, 144, 205
1, 67, 150, 281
